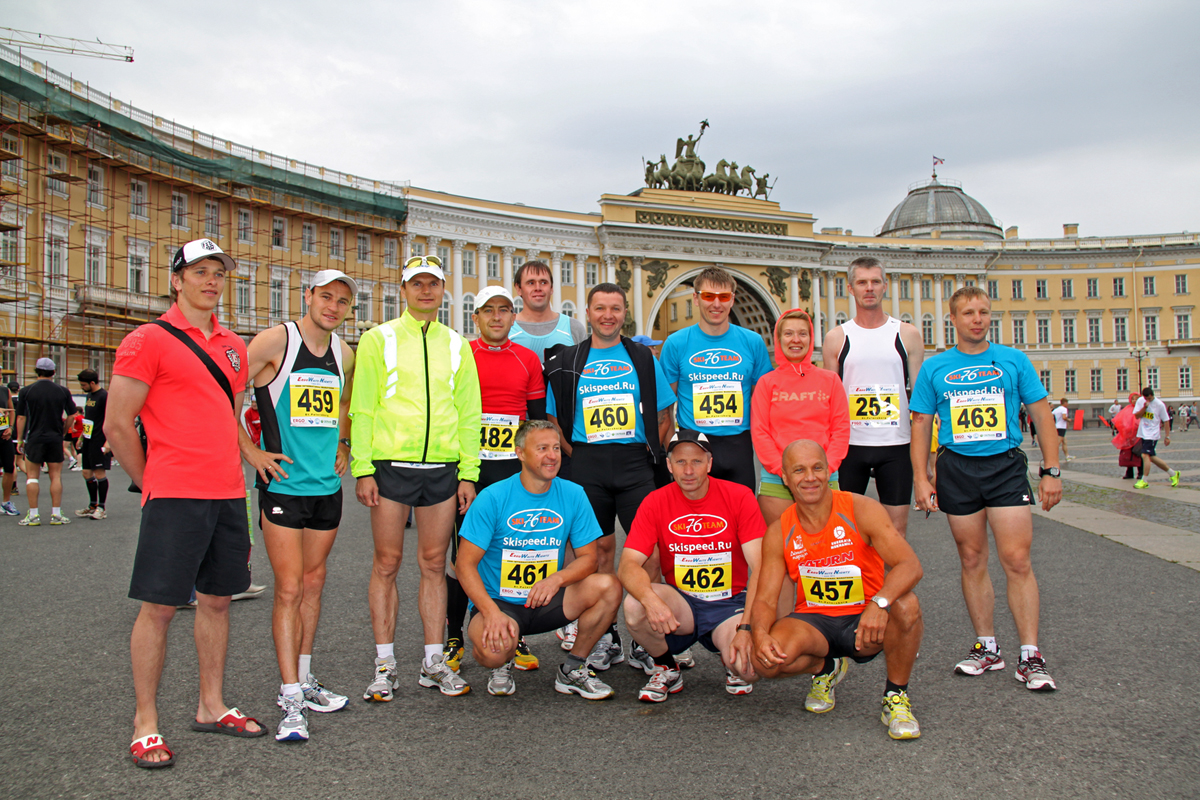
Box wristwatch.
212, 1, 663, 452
870, 595, 890, 611
1039, 466, 1061, 478
736, 624, 752, 632
338, 437, 352, 448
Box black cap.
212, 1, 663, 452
666, 429, 712, 454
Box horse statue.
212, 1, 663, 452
671, 156, 706, 191
730, 165, 755, 196
702, 160, 731, 194
652, 156, 672, 189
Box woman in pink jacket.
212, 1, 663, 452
751, 308, 850, 524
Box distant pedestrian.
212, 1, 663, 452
1019, 407, 1028, 432
1133, 387, 1180, 489
15, 357, 77, 526
1051, 398, 1074, 462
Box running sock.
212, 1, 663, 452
445, 575, 468, 642
281, 682, 302, 698
563, 653, 586, 671
1020, 644, 1039, 661
816, 657, 837, 677
652, 651, 677, 669
51, 506, 60, 517
97, 478, 108, 506
86, 478, 98, 505
298, 654, 312, 678
423, 643, 442, 667
608, 622, 621, 647
376, 643, 395, 660
885, 680, 908, 696
978, 636, 999, 653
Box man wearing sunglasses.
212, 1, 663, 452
660, 267, 772, 492
351, 254, 481, 699
509, 260, 587, 363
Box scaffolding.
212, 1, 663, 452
0, 42, 409, 385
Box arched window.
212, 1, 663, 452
438, 293, 452, 327
943, 314, 956, 347
462, 293, 476, 335
900, 313, 913, 325
514, 297, 524, 314
835, 312, 848, 327
562, 300, 576, 319
922, 313, 934, 346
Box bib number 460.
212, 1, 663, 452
588, 405, 629, 429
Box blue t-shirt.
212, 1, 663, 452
660, 325, 772, 435
459, 473, 603, 604
910, 343, 1046, 456
546, 343, 676, 445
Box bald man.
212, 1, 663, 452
749, 440, 925, 740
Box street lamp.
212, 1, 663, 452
1129, 345, 1149, 389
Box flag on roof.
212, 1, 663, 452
933, 156, 945, 165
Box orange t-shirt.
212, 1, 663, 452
781, 490, 884, 617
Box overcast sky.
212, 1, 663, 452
9, 1, 1200, 239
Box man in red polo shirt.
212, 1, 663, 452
106, 238, 265, 769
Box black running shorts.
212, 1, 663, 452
470, 587, 571, 637
838, 443, 914, 506
22, 440, 62, 465
788, 611, 879, 664
0, 437, 13, 473
79, 440, 112, 471
259, 487, 343, 531
371, 461, 458, 507
663, 588, 747, 655
570, 442, 656, 538
935, 447, 1034, 516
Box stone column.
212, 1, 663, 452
811, 268, 822, 338
426, 236, 442, 260
848, 291, 856, 319
912, 273, 923, 347
502, 246, 515, 290
452, 240, 466, 333
934, 274, 945, 349
576, 255, 588, 317
400, 233, 411, 264
604, 254, 616, 284
956, 273, 965, 292
477, 243, 492, 285
890, 271, 901, 319
632, 256, 644, 335
551, 251, 564, 310
789, 267, 799, 310
826, 273, 836, 333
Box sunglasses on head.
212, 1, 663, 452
404, 254, 443, 269
697, 291, 734, 302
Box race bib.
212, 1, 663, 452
692, 381, 743, 428
479, 413, 519, 460
848, 383, 901, 428
82, 419, 95, 439
950, 391, 1007, 443
583, 393, 636, 443
499, 548, 559, 600
289, 373, 340, 428
673, 551, 733, 601
799, 565, 864, 608
0, 409, 11, 431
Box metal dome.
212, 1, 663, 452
878, 178, 1003, 240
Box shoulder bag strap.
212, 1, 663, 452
151, 319, 235, 411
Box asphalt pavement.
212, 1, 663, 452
1, 462, 1198, 799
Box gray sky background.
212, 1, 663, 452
9, 1, 1199, 239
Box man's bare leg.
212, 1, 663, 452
986, 506, 1039, 645
882, 593, 923, 685
883, 504, 910, 538
298, 527, 337, 658
369, 498, 409, 646
562, 574, 622, 658
24, 460, 39, 513
947, 510, 996, 637
414, 497, 456, 646
47, 461, 63, 508
193, 591, 258, 730
130, 602, 175, 762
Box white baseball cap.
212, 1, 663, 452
402, 255, 446, 283
171, 238, 236, 273
35, 357, 55, 371
311, 269, 359, 296
474, 286, 514, 310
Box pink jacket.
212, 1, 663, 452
751, 308, 850, 477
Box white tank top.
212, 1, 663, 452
836, 316, 911, 446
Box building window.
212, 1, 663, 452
1181, 366, 1193, 391
685, 299, 693, 319
237, 209, 252, 242
45, 235, 67, 287
835, 277, 845, 298
899, 279, 910, 300
1178, 314, 1192, 340
270, 277, 286, 321
0, 133, 21, 180
987, 280, 999, 300
514, 297, 523, 314
411, 242, 425, 257
1088, 316, 1102, 343
46, 150, 68, 196
1090, 369, 1103, 393
235, 275, 252, 315
1113, 277, 1125, 297
1061, 279, 1073, 299
1148, 367, 1160, 391
1144, 275, 1156, 296
462, 293, 475, 334
835, 311, 848, 328
1116, 367, 1129, 393
272, 217, 287, 248
383, 239, 398, 268
585, 262, 598, 286
128, 254, 146, 293
130, 180, 148, 218
1012, 279, 1024, 300
204, 201, 220, 237
1114, 316, 1127, 343
382, 291, 398, 321
329, 229, 343, 259
1177, 274, 1189, 294
1062, 317, 1075, 344
1087, 278, 1099, 299
1039, 370, 1052, 393
463, 250, 476, 277
1037, 318, 1051, 344
1064, 369, 1077, 393
487, 253, 500, 280
360, 234, 373, 263
921, 280, 932, 301
171, 192, 188, 228
87, 164, 104, 206
989, 318, 1001, 343
943, 315, 956, 346
438, 294, 452, 327
301, 223, 316, 254
922, 314, 934, 345
1012, 318, 1026, 344
943, 279, 954, 299
561, 259, 574, 286
1145, 314, 1158, 342
671, 303, 678, 322
356, 291, 372, 323
1036, 279, 1048, 299
437, 245, 450, 272
964, 279, 975, 289
86, 244, 104, 285
562, 300, 576, 319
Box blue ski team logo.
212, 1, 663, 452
689, 348, 742, 369
582, 360, 633, 379
944, 365, 1003, 386
506, 508, 565, 533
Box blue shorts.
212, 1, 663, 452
1140, 438, 1158, 457
663, 588, 747, 655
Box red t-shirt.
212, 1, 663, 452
471, 338, 545, 418
625, 478, 765, 601
113, 304, 248, 504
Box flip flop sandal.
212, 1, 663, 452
130, 734, 175, 768
190, 707, 267, 738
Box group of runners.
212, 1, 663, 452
115, 241, 1066, 769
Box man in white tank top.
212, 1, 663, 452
822, 257, 924, 538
